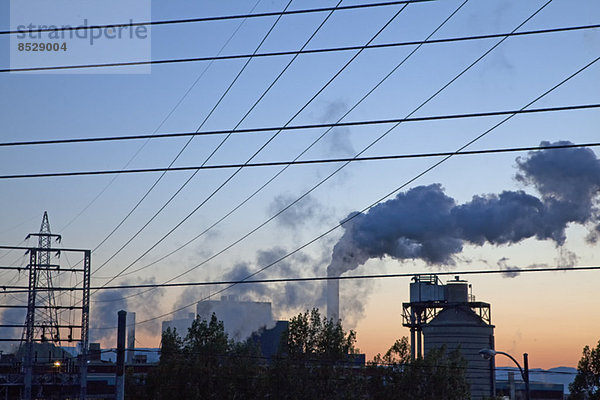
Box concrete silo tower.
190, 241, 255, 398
402, 275, 495, 400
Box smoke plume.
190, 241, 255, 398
0, 306, 26, 352
328, 141, 600, 277
219, 247, 326, 316
269, 194, 325, 230
90, 277, 164, 345
516, 141, 600, 243
318, 100, 355, 156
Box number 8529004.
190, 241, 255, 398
18, 42, 67, 51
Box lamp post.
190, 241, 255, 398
479, 349, 529, 400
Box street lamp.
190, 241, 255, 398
479, 349, 530, 400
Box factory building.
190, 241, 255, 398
496, 377, 564, 399
403, 275, 495, 400
197, 295, 273, 341
162, 298, 279, 347
161, 313, 196, 337
249, 321, 289, 360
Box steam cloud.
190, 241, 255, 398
328, 141, 600, 277
269, 194, 325, 229
90, 277, 164, 345
0, 306, 26, 352
222, 247, 327, 315
182, 246, 330, 323
172, 141, 598, 327
319, 100, 355, 156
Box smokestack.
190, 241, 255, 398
116, 310, 126, 400
126, 312, 135, 364
327, 278, 339, 321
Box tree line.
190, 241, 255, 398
126, 308, 470, 400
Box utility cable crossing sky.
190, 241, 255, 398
2, 23, 598, 73
1, 140, 598, 180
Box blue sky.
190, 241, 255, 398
1, 0, 599, 366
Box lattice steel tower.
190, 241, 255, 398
21, 211, 63, 345
0, 212, 90, 399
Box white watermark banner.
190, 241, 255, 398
10, 0, 151, 74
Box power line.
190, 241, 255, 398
0, 0, 434, 36
100, 0, 571, 308
3, 103, 598, 149
86, 0, 347, 284
57, 0, 264, 234
17, 0, 472, 299
90, 2, 411, 292
193, 54, 600, 320
75, 265, 600, 331
3, 23, 598, 73
2, 141, 599, 180
3, 265, 599, 293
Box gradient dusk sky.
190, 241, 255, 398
1, 0, 599, 369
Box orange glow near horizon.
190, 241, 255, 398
98, 270, 599, 372
352, 270, 600, 370
114, 313, 593, 370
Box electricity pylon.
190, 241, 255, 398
21, 211, 63, 345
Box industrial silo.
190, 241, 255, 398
421, 279, 495, 400
403, 275, 495, 400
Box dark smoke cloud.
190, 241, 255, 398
516, 140, 600, 243
497, 257, 520, 278
328, 141, 600, 276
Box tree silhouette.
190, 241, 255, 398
569, 340, 600, 400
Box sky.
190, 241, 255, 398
0, 0, 599, 369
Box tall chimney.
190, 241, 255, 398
126, 312, 135, 364
327, 278, 339, 322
